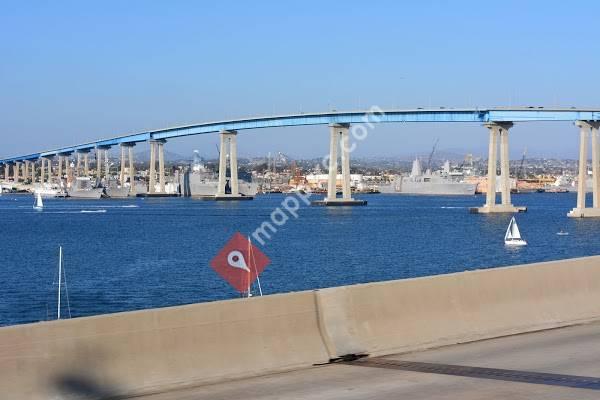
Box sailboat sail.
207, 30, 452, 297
505, 218, 514, 241
505, 216, 526, 246
34, 193, 43, 210
510, 218, 521, 239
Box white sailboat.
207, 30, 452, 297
33, 192, 43, 211
504, 216, 527, 246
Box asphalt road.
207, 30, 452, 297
133, 321, 600, 399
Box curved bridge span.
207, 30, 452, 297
1, 107, 599, 162
1, 107, 600, 215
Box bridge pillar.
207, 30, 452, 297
119, 145, 126, 186
148, 140, 165, 194
76, 152, 81, 176
57, 156, 64, 181
23, 161, 29, 183
158, 141, 165, 193
39, 159, 45, 184
312, 124, 366, 206
149, 141, 156, 193
30, 161, 35, 183
128, 145, 135, 195
39, 157, 52, 184
95, 147, 111, 185
568, 121, 600, 217
14, 162, 21, 182
47, 157, 53, 183
95, 149, 103, 181
215, 131, 249, 200
104, 148, 110, 184
84, 152, 89, 176
3, 164, 9, 181
471, 122, 525, 214
65, 155, 71, 184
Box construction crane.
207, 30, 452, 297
426, 138, 440, 172
517, 148, 527, 179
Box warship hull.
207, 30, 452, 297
379, 178, 476, 195
182, 172, 258, 197
67, 188, 103, 199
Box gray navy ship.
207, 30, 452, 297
379, 158, 476, 195
180, 152, 257, 197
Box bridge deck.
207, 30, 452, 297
134, 321, 600, 400
2, 107, 600, 163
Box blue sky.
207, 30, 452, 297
1, 1, 599, 160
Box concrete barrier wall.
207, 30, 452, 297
0, 291, 330, 399
317, 255, 600, 357
2, 256, 600, 398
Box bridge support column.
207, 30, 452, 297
148, 140, 164, 194
471, 122, 525, 214
117, 143, 135, 195
14, 162, 21, 182
95, 149, 103, 181
3, 164, 9, 181
84, 152, 89, 176
47, 158, 54, 183
30, 161, 35, 183
23, 161, 29, 183
312, 124, 366, 206
104, 148, 110, 184
158, 141, 165, 193
119, 145, 126, 186
57, 156, 64, 181
40, 159, 45, 184
568, 121, 600, 217
76, 152, 81, 176
40, 157, 52, 184
215, 130, 250, 200
128, 145, 135, 195
65, 155, 71, 184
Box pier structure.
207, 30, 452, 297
56, 152, 72, 183
95, 146, 111, 185
22, 160, 30, 183
568, 121, 600, 217
216, 130, 250, 200
471, 122, 526, 213
38, 156, 53, 184
75, 149, 90, 177
13, 161, 21, 182
119, 143, 135, 194
20, 161, 26, 182
312, 124, 366, 206
148, 139, 166, 194
29, 160, 35, 183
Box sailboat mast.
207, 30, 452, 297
57, 246, 62, 320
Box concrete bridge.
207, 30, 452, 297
2, 107, 600, 214
3, 256, 600, 399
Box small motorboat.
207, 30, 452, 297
505, 216, 527, 246
556, 230, 569, 236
